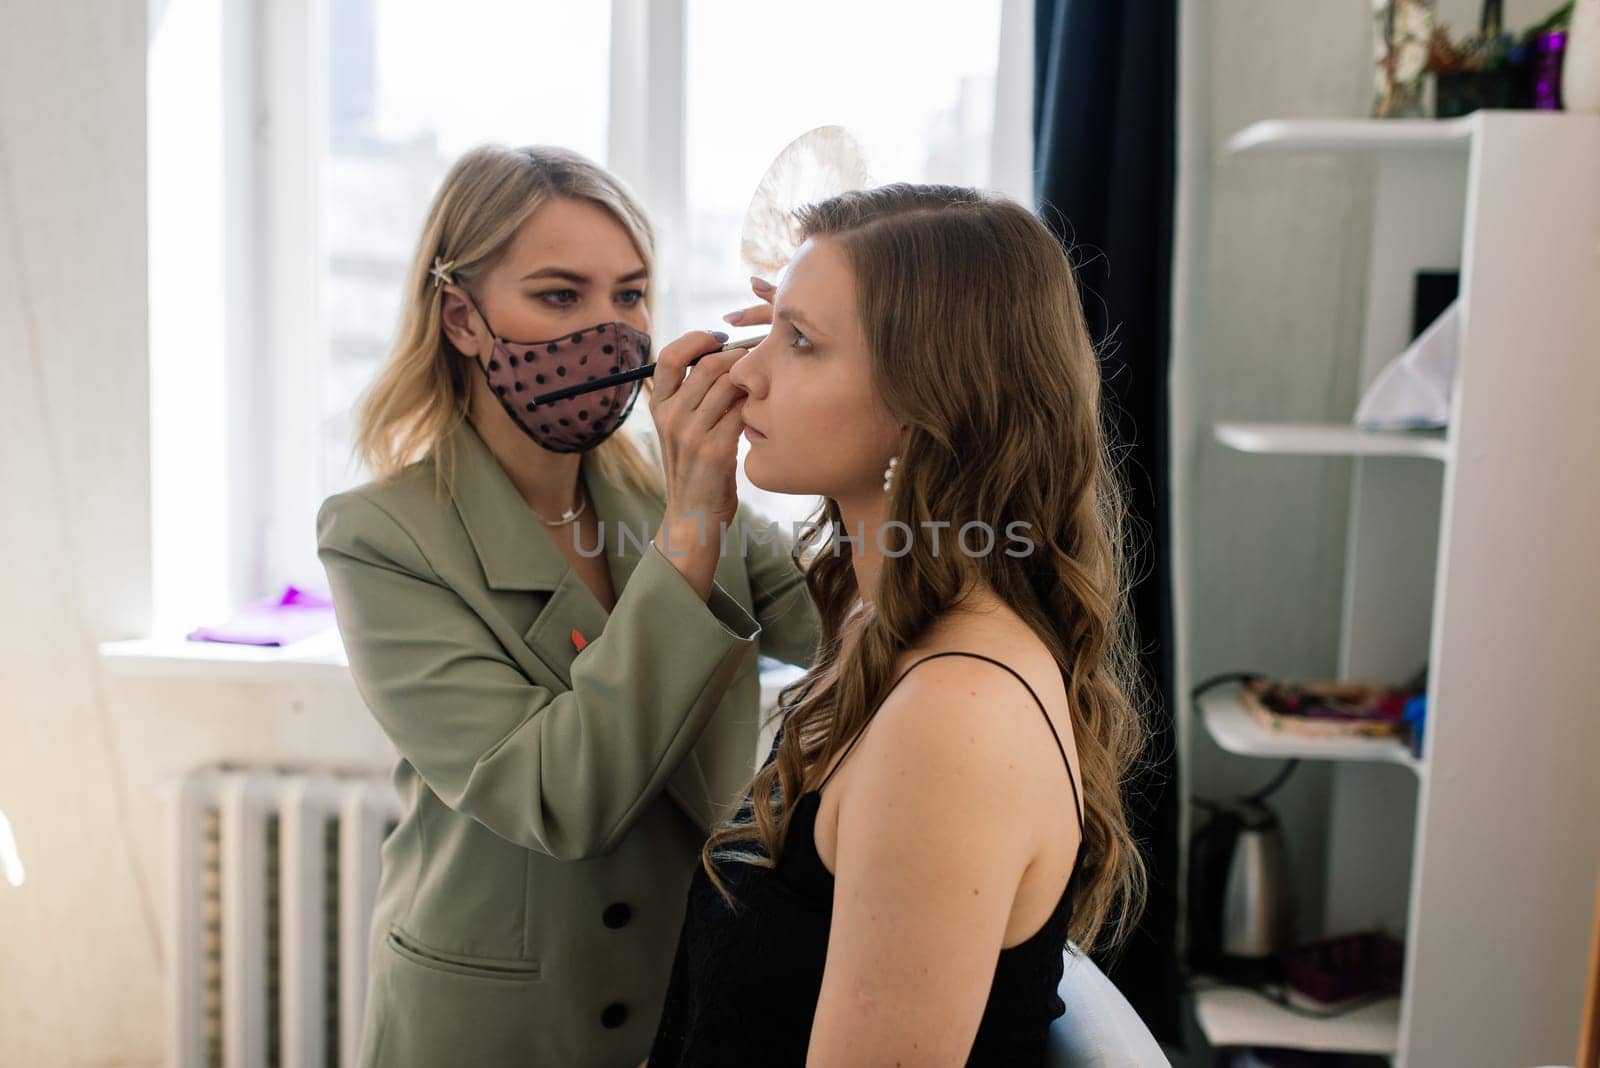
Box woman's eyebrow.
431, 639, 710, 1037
775, 306, 827, 337
520, 266, 649, 284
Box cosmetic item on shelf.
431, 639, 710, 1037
1403, 693, 1429, 759
1533, 29, 1569, 108
1238, 677, 1416, 741
1280, 929, 1405, 1012
1373, 0, 1437, 118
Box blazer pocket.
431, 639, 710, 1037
386, 926, 542, 982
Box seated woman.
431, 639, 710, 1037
648, 183, 1151, 1067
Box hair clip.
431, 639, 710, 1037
430, 256, 456, 289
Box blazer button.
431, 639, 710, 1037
602, 902, 632, 929
601, 1002, 629, 1029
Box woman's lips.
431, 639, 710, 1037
742, 421, 766, 442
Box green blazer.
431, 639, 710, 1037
316, 419, 818, 1067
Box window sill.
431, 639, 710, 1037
98, 628, 353, 686
99, 630, 809, 708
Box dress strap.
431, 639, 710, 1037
813, 652, 1086, 833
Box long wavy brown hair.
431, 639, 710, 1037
701, 184, 1151, 954
351, 144, 661, 499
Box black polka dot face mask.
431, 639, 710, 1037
460, 293, 650, 454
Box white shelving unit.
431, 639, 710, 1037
1189, 113, 1600, 1066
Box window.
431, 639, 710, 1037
147, 0, 1026, 628
319, 0, 614, 501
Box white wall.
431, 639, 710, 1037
0, 3, 393, 1065
0, 0, 161, 1061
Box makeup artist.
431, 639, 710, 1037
315, 143, 818, 1068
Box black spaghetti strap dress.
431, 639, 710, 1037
648, 651, 1088, 1067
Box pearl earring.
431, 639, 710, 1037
882, 456, 899, 494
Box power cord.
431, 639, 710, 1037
1189, 670, 1301, 808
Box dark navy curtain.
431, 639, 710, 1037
1034, 0, 1182, 1046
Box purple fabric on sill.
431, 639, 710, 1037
186, 585, 337, 647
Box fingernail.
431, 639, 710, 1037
750, 275, 774, 292
724, 310, 742, 324
710, 330, 729, 342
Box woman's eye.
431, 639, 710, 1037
615, 288, 645, 306
790, 326, 812, 351
536, 289, 579, 307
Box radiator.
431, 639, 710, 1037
166, 765, 401, 1068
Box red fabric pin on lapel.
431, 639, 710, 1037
570, 629, 588, 652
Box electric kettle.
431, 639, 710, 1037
1188, 797, 1294, 984
1222, 801, 1293, 961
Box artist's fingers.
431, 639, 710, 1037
723, 302, 772, 326
690, 366, 751, 433
724, 276, 776, 325
670, 347, 744, 413
649, 330, 727, 404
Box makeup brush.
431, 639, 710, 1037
528, 333, 768, 407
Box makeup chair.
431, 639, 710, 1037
1048, 946, 1170, 1067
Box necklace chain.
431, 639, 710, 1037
533, 482, 587, 527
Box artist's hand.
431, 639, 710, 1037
648, 330, 751, 596
722, 275, 776, 327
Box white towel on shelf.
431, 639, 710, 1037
1354, 299, 1460, 431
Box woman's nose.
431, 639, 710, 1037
728, 340, 767, 397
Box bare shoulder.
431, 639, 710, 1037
894, 593, 1071, 724
846, 601, 1077, 806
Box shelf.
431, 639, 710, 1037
1226, 117, 1475, 156
1193, 982, 1401, 1055
1214, 422, 1450, 462
1199, 683, 1422, 772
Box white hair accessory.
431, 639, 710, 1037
429, 256, 456, 289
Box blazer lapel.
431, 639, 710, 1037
450, 420, 674, 688
449, 420, 733, 832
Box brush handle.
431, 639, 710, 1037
528, 333, 768, 406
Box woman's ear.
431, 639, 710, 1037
439, 286, 481, 358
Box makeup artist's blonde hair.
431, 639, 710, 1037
352, 144, 662, 499
702, 184, 1151, 955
